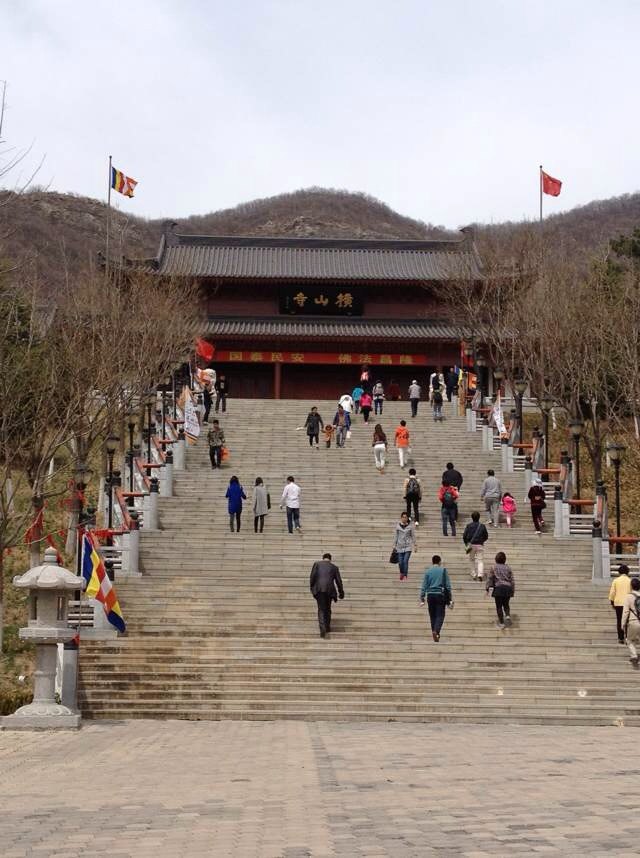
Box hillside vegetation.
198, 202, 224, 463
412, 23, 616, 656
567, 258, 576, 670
1, 185, 640, 286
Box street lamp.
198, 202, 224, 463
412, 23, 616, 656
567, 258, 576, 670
105, 434, 119, 531
607, 442, 626, 538
514, 378, 527, 445
493, 366, 505, 396
539, 393, 554, 479
569, 418, 585, 499
126, 409, 138, 494
476, 354, 487, 403
145, 391, 156, 476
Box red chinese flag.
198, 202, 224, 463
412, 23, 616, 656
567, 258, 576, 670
195, 338, 215, 362
541, 170, 562, 197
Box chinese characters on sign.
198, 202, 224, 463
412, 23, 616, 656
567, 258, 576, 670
280, 287, 363, 316
214, 351, 428, 365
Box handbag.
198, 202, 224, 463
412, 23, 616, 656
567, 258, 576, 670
389, 549, 399, 564
267, 493, 271, 510
464, 521, 482, 554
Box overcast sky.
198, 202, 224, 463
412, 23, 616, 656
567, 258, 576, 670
2, 0, 639, 228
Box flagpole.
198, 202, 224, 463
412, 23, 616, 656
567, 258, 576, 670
106, 155, 112, 279
539, 164, 543, 224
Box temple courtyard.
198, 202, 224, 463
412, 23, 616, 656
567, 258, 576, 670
1, 720, 640, 857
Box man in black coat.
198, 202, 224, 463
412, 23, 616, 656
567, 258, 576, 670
309, 553, 344, 638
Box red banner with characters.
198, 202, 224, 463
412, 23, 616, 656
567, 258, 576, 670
213, 350, 429, 366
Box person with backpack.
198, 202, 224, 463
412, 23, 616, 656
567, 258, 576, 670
225, 475, 247, 533
373, 381, 385, 415
462, 511, 489, 580
438, 480, 459, 537
303, 406, 324, 448
392, 511, 417, 581
419, 554, 453, 642
622, 577, 640, 668
394, 419, 410, 469
486, 551, 515, 629
403, 468, 422, 526
432, 388, 444, 421
360, 389, 373, 424
481, 469, 503, 529
527, 478, 546, 535
609, 564, 632, 644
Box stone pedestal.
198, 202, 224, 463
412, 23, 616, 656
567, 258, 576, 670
1, 548, 82, 731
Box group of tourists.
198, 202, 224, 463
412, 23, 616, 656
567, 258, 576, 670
223, 474, 304, 535
609, 564, 640, 669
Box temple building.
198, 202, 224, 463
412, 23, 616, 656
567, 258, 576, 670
141, 223, 482, 399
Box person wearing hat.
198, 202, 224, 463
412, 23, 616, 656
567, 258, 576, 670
609, 564, 632, 644
527, 477, 546, 535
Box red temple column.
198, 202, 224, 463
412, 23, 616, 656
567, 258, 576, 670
273, 362, 281, 399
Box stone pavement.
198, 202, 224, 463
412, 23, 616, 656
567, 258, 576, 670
1, 721, 640, 857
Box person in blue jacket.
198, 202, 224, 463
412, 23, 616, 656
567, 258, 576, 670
225, 475, 247, 533
419, 555, 453, 642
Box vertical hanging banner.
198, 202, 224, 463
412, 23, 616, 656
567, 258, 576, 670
179, 385, 201, 443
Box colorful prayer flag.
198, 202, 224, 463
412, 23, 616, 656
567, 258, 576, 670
81, 533, 126, 633
110, 166, 138, 198
541, 170, 562, 197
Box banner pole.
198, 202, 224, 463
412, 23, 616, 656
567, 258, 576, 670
539, 164, 543, 225
106, 155, 112, 280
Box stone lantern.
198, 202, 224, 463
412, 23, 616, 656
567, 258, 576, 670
1, 547, 81, 730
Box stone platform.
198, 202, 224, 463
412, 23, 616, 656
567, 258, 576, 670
1, 720, 638, 857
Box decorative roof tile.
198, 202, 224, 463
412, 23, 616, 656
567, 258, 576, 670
205, 318, 460, 340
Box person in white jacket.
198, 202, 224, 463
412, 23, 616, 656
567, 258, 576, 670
622, 577, 640, 669
280, 475, 301, 534
338, 393, 354, 414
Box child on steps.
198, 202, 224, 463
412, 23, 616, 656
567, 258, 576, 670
501, 492, 517, 527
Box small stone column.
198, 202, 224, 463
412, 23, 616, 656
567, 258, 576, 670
1, 548, 81, 730
524, 455, 533, 495
591, 520, 605, 582
553, 486, 564, 539
161, 450, 173, 498
173, 429, 186, 471
146, 477, 160, 530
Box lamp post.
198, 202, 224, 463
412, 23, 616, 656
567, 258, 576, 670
105, 434, 119, 532
607, 442, 626, 538
569, 418, 585, 500
476, 354, 487, 404
539, 393, 554, 481
514, 378, 527, 445
145, 391, 155, 476
126, 410, 137, 494
493, 366, 505, 397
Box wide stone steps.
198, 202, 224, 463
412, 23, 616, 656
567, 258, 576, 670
78, 398, 634, 725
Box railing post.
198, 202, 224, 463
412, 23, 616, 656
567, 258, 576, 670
128, 510, 140, 576
591, 519, 604, 582
466, 406, 473, 431
524, 455, 533, 496
553, 486, 564, 538
161, 450, 173, 498
146, 477, 159, 531
501, 437, 509, 472
173, 428, 186, 471
506, 444, 514, 473
482, 419, 490, 452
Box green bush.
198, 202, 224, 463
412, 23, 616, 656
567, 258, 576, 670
0, 688, 32, 716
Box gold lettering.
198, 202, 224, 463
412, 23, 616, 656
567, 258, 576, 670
338, 353, 352, 364
271, 352, 283, 362
293, 292, 307, 307
379, 354, 392, 365
314, 294, 329, 307
250, 352, 264, 362
291, 353, 305, 363
358, 354, 372, 364
399, 355, 413, 365
336, 292, 353, 308
229, 351, 243, 361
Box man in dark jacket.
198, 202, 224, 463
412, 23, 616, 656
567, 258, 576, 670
309, 553, 344, 638
442, 462, 463, 490
304, 407, 324, 448
214, 374, 229, 413
462, 511, 489, 580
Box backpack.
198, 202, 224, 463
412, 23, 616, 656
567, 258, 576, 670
406, 477, 420, 497
433, 391, 443, 405
633, 595, 640, 621
442, 489, 456, 508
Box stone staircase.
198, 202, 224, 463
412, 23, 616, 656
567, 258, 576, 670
78, 399, 640, 725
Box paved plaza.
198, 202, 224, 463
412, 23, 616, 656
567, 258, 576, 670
2, 720, 640, 857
